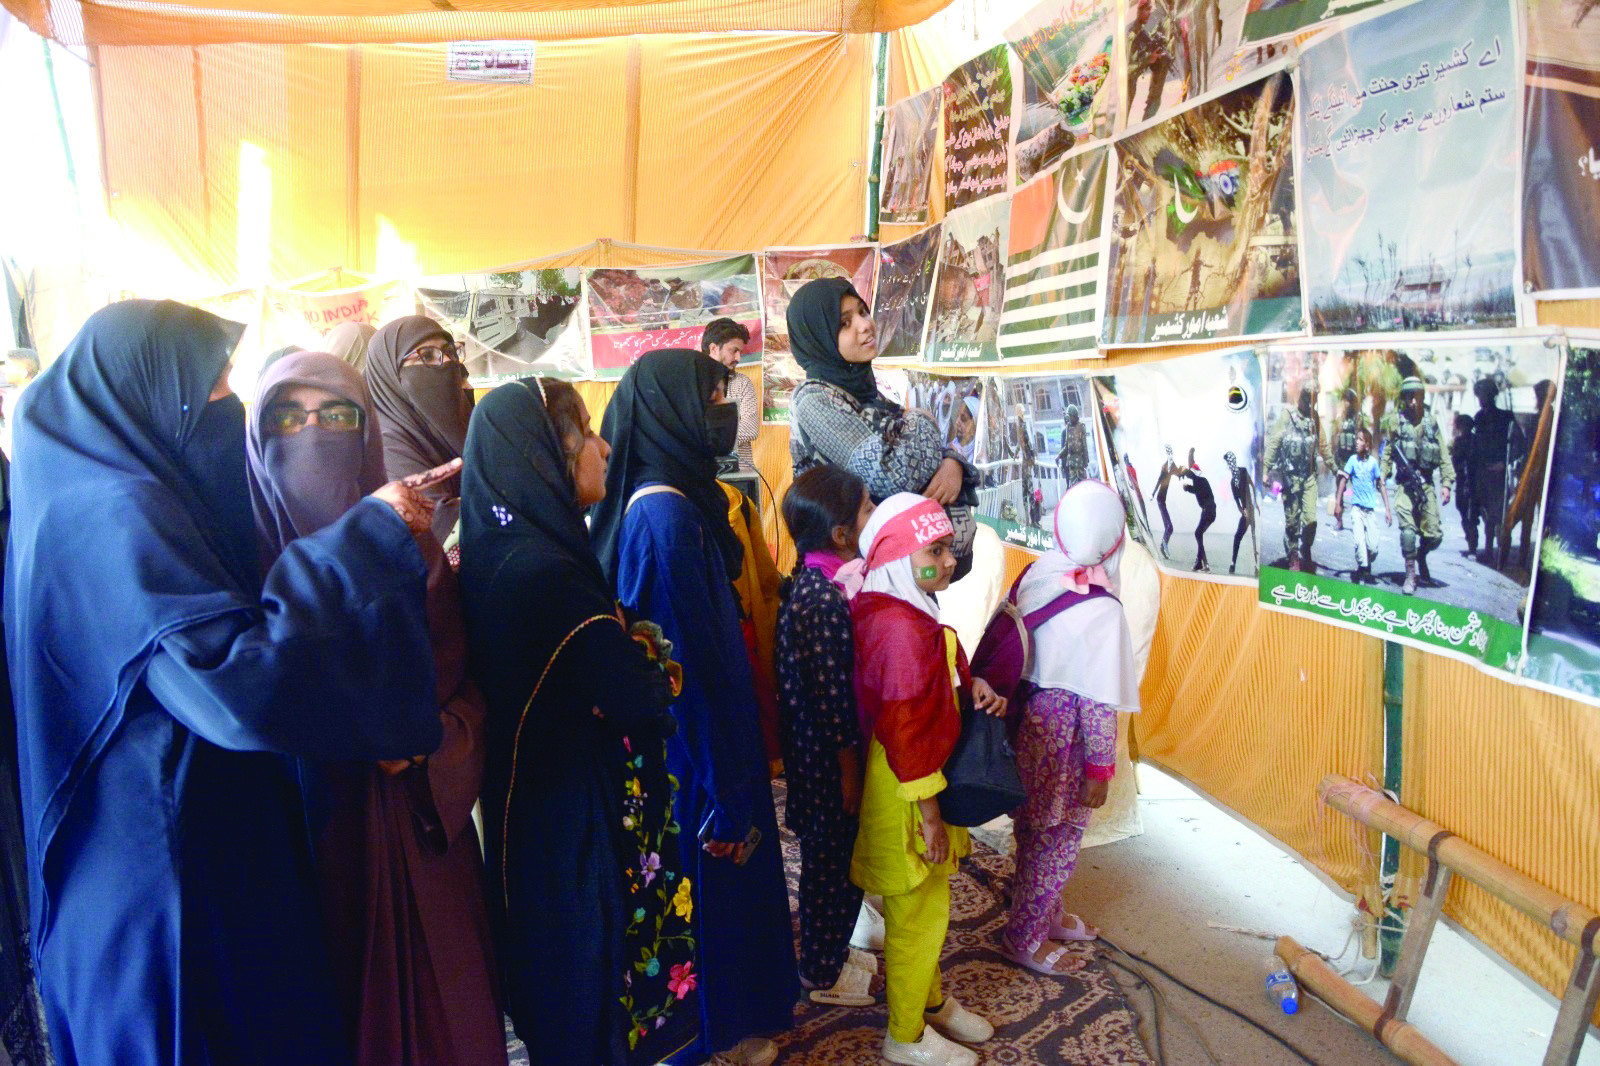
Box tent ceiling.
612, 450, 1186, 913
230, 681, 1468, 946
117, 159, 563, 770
7, 0, 954, 44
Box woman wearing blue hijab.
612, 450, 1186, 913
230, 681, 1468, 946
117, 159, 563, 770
4, 300, 447, 1066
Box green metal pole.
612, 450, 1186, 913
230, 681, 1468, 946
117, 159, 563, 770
1379, 639, 1405, 976
865, 32, 890, 242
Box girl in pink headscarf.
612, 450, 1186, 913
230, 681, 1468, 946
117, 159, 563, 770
999, 480, 1140, 976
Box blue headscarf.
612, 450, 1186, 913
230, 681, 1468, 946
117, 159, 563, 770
3, 299, 249, 929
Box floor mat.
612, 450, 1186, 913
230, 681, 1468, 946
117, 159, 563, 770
508, 781, 1154, 1064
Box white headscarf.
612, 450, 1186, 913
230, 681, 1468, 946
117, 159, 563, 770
859, 491, 944, 620
1018, 481, 1141, 710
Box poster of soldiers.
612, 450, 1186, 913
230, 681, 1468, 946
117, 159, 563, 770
416, 267, 588, 385
944, 45, 1016, 211
1124, 0, 1269, 125
1257, 336, 1561, 673
1092, 347, 1266, 583
880, 88, 941, 226
584, 256, 761, 379
1002, 143, 1110, 361
758, 245, 878, 422
925, 198, 1011, 363
1298, 0, 1521, 336
1524, 337, 1600, 705
1102, 68, 1303, 347
1240, 0, 1407, 44
975, 374, 1102, 551
1523, 0, 1600, 299
872, 225, 942, 362
1005, 0, 1116, 184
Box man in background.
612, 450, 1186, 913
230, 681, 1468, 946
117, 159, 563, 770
702, 318, 759, 468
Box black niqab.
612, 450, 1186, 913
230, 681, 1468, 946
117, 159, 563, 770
366, 315, 467, 542
787, 276, 881, 407
589, 349, 743, 582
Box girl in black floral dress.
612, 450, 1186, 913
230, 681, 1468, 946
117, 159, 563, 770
777, 465, 879, 1005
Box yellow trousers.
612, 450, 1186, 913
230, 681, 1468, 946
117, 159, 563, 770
881, 866, 951, 1043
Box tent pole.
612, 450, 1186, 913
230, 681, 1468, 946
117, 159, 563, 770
1380, 639, 1405, 975
865, 32, 889, 242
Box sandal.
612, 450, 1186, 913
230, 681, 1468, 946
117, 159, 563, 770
1050, 913, 1100, 942
1000, 939, 1084, 976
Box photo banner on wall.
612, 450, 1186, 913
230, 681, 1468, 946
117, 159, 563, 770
1124, 0, 1277, 125
1002, 143, 1110, 361
758, 246, 878, 422
979, 373, 1103, 550
1298, 0, 1521, 336
417, 268, 589, 385
1005, 0, 1116, 184
881, 88, 941, 226
1525, 332, 1599, 705
904, 371, 987, 470
944, 45, 1016, 211
926, 198, 1011, 364
1102, 68, 1303, 347
584, 256, 761, 379
1257, 335, 1562, 674
1241, 0, 1409, 44
262, 272, 414, 356
1092, 347, 1266, 584
873, 226, 942, 362
1523, 0, 1600, 299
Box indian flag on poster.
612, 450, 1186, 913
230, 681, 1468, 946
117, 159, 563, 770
999, 142, 1110, 361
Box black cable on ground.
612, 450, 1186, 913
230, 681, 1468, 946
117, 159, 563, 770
1103, 954, 1170, 1066
1098, 934, 1322, 1066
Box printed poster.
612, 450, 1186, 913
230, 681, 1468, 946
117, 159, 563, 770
1298, 0, 1521, 335
262, 271, 414, 356
881, 89, 941, 226
416, 268, 588, 385
977, 373, 1102, 551
584, 256, 761, 379
1102, 69, 1302, 346
873, 226, 942, 362
904, 370, 989, 468
1241, 0, 1408, 44
759, 246, 878, 422
1525, 336, 1600, 704
1003, 143, 1110, 361
926, 198, 1011, 364
1006, 0, 1116, 185
1524, 0, 1600, 298
1124, 0, 1260, 124
944, 46, 1016, 210
1258, 336, 1561, 673
1094, 347, 1266, 583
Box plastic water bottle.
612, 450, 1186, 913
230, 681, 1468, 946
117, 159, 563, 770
1264, 958, 1300, 1015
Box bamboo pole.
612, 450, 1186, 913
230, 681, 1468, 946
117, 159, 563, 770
1319, 775, 1600, 948
1275, 936, 1457, 1066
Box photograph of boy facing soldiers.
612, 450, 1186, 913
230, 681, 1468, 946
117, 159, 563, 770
1259, 345, 1558, 620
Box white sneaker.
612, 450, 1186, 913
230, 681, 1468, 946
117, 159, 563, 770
850, 899, 887, 951
716, 1035, 777, 1066
926, 997, 994, 1044
881, 1026, 978, 1066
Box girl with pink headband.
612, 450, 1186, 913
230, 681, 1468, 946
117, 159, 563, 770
999, 480, 1141, 976
849, 493, 1002, 1066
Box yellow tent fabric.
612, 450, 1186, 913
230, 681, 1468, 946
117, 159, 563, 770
91, 34, 872, 290
6, 0, 955, 45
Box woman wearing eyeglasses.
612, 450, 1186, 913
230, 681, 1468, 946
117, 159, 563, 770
367, 317, 475, 548
249, 351, 506, 1066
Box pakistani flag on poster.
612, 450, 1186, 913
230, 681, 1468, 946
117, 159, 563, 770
1241, 0, 1409, 44
1001, 143, 1109, 361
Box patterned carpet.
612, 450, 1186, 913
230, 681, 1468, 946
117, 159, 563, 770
509, 782, 1153, 1065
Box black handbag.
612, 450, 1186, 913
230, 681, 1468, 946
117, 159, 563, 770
937, 698, 1027, 828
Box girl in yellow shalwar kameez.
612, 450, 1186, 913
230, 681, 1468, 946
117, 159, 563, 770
848, 493, 1004, 1066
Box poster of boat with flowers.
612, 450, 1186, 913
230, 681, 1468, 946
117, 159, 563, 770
1006, 0, 1118, 151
